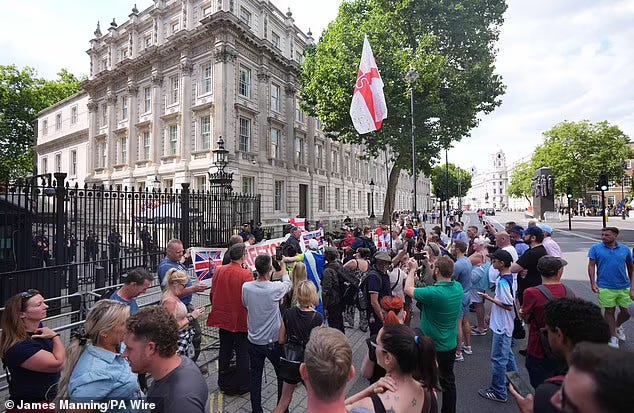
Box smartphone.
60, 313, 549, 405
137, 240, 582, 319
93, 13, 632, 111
506, 371, 534, 398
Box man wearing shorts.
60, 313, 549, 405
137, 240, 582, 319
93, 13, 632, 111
588, 226, 634, 348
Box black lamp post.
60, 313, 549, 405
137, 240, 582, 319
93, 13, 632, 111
208, 136, 233, 195
369, 179, 375, 218
566, 186, 573, 230
152, 175, 161, 192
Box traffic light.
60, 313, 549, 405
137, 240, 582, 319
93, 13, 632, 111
596, 174, 609, 191
566, 186, 573, 199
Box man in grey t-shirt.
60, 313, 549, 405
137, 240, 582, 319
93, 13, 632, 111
123, 306, 209, 413
242, 254, 291, 413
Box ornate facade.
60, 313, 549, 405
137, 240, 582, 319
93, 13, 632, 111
36, 0, 429, 226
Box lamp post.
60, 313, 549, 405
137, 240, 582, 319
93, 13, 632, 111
369, 179, 376, 218
566, 186, 573, 230
152, 175, 161, 192
405, 67, 419, 220
445, 147, 450, 217
208, 136, 233, 195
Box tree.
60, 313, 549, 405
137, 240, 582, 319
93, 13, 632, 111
300, 0, 507, 222
0, 66, 83, 180
430, 163, 472, 202
531, 120, 632, 198
507, 160, 534, 205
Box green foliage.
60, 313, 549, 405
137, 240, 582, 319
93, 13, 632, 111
430, 163, 472, 200
507, 160, 534, 204
532, 120, 632, 196
300, 0, 507, 174
0, 65, 84, 180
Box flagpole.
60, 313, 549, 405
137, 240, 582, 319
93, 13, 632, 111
384, 144, 393, 252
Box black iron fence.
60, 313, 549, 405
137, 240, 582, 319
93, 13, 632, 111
0, 172, 261, 306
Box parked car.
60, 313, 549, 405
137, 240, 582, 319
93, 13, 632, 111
485, 208, 495, 216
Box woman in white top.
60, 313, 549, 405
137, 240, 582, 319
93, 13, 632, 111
162, 268, 205, 358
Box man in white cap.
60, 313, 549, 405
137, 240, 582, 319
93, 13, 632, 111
539, 224, 562, 258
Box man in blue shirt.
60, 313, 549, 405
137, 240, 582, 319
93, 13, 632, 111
110, 267, 154, 315
587, 226, 634, 348
452, 240, 473, 362
158, 239, 208, 361
451, 222, 469, 245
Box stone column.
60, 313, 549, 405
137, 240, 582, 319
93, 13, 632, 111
256, 68, 270, 165
150, 67, 163, 165
213, 41, 237, 149
127, 79, 139, 173
179, 55, 193, 162
105, 88, 117, 177
86, 99, 98, 181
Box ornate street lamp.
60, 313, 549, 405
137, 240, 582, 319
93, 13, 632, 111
369, 179, 375, 218
152, 175, 161, 192
208, 136, 233, 195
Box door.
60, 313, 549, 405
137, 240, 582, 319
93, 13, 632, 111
299, 184, 308, 218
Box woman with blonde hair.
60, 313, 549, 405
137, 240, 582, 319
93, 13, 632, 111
274, 280, 323, 413
283, 261, 308, 309
56, 300, 140, 411
162, 268, 205, 358
0, 289, 64, 406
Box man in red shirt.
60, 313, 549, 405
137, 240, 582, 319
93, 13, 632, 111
520, 255, 574, 388
207, 243, 253, 395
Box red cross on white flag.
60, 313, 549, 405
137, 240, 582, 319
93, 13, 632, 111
349, 35, 388, 135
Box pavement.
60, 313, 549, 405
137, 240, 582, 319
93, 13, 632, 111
178, 211, 634, 412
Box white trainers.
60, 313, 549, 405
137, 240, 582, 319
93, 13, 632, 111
609, 336, 620, 348
616, 326, 626, 341
462, 345, 473, 355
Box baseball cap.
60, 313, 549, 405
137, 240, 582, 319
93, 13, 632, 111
539, 224, 554, 235
523, 226, 544, 238
374, 251, 392, 263
508, 225, 524, 235
308, 239, 319, 250
490, 249, 513, 266
405, 228, 415, 238
537, 255, 568, 275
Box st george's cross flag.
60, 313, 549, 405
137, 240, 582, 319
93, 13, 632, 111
349, 35, 387, 134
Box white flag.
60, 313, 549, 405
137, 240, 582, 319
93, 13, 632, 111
349, 35, 388, 134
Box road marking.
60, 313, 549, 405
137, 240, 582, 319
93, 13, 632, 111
558, 230, 599, 242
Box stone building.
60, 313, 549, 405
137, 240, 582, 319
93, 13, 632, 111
464, 150, 509, 211
36, 0, 429, 227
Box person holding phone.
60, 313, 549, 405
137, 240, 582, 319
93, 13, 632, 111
478, 249, 518, 403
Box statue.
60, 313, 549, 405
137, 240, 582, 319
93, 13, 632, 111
547, 175, 555, 196
540, 174, 548, 197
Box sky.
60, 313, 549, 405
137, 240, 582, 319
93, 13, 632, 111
1, 0, 633, 174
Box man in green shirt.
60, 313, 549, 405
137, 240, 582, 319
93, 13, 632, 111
405, 255, 463, 413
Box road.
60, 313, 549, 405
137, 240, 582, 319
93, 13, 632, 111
449, 211, 634, 412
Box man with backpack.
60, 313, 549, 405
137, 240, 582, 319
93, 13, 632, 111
322, 247, 347, 333
365, 251, 393, 336
520, 255, 574, 388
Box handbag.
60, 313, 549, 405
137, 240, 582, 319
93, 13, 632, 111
501, 275, 525, 340
278, 342, 304, 383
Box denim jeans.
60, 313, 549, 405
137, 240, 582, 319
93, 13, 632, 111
490, 331, 518, 398
436, 348, 457, 413
248, 341, 283, 413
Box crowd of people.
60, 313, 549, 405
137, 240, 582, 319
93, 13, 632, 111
2, 213, 634, 413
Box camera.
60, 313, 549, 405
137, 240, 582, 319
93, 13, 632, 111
413, 251, 428, 262
275, 241, 288, 261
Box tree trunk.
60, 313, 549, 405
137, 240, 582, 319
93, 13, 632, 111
382, 163, 402, 224
524, 194, 532, 206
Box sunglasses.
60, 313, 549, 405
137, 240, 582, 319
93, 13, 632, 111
370, 340, 388, 354
20, 289, 39, 301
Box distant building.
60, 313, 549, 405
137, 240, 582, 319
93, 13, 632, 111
35, 0, 429, 227
464, 150, 509, 211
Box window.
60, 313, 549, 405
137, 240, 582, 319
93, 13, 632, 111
608, 195, 616, 206
71, 106, 78, 124
121, 96, 128, 120
202, 4, 212, 17
318, 186, 326, 211
144, 86, 152, 112
335, 188, 341, 210
119, 136, 128, 164
171, 20, 179, 34
242, 176, 255, 194
239, 66, 251, 98
169, 125, 178, 155
54, 153, 61, 172
624, 176, 632, 187
144, 34, 152, 48
358, 190, 362, 210
101, 56, 108, 71
295, 51, 303, 62
270, 128, 281, 159
201, 62, 212, 94
295, 103, 304, 122
239, 117, 251, 152
42, 119, 48, 135
120, 47, 128, 61
70, 150, 77, 176
42, 157, 48, 174
332, 150, 338, 172
271, 84, 280, 112
200, 116, 211, 150
169, 76, 180, 104
344, 154, 350, 176
347, 189, 352, 210
196, 176, 207, 191
627, 160, 632, 169
142, 131, 151, 160
240, 7, 251, 25
101, 103, 107, 127
274, 180, 283, 211
271, 32, 280, 48
100, 142, 107, 167
55, 113, 62, 130
295, 136, 305, 164
316, 144, 323, 169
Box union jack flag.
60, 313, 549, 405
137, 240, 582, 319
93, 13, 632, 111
192, 248, 225, 281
